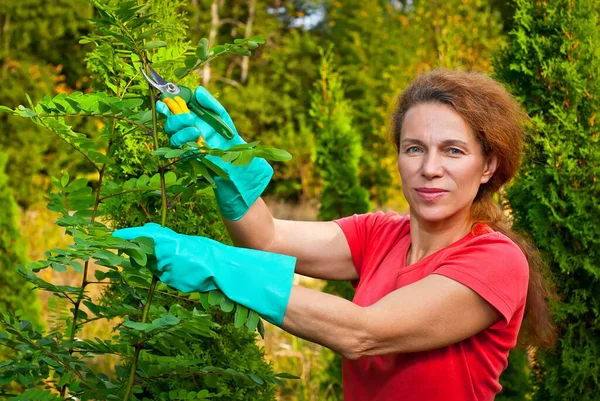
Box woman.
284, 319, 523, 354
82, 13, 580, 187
114, 69, 557, 400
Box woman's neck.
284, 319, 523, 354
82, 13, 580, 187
407, 211, 473, 266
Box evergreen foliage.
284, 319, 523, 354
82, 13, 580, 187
310, 50, 370, 400
0, 152, 42, 360
496, 349, 532, 401
311, 50, 370, 221
495, 0, 600, 399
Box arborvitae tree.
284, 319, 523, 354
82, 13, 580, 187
496, 349, 532, 401
495, 0, 600, 399
0, 152, 42, 357
309, 49, 370, 401
311, 50, 370, 222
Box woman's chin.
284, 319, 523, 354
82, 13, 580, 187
410, 204, 466, 225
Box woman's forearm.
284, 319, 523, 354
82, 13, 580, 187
223, 197, 276, 250
281, 285, 368, 360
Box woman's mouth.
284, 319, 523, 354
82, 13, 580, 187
414, 188, 449, 201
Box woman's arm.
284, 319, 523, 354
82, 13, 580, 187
223, 197, 358, 281
280, 274, 501, 359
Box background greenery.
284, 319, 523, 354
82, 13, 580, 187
1, 0, 598, 400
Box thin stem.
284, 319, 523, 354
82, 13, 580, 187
122, 276, 159, 401
38, 113, 151, 132
122, 61, 167, 401
99, 188, 147, 201
34, 117, 99, 172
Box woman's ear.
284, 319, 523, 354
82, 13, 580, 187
481, 154, 498, 184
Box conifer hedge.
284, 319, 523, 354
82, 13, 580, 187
495, 0, 600, 399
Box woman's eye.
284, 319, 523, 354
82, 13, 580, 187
406, 146, 421, 153
447, 148, 464, 155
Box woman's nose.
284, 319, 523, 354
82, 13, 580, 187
421, 153, 444, 179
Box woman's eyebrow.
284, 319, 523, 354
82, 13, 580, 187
401, 138, 470, 147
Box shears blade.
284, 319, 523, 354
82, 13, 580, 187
139, 66, 180, 95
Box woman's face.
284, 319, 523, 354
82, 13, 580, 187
397, 103, 497, 226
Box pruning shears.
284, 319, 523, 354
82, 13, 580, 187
140, 66, 235, 140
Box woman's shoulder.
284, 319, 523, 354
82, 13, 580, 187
335, 211, 410, 244
459, 226, 529, 269
354, 210, 410, 233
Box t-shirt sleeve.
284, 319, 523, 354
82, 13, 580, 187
334, 211, 400, 282
433, 234, 529, 326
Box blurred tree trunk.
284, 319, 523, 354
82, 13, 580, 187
241, 0, 255, 83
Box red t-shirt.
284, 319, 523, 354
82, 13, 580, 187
334, 211, 529, 401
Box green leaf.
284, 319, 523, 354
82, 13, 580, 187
211, 45, 226, 55
246, 310, 260, 331
274, 372, 300, 379
180, 185, 196, 203
51, 263, 67, 272
257, 318, 265, 339
248, 36, 265, 44
69, 260, 83, 273
136, 174, 150, 188
122, 321, 155, 331
254, 147, 292, 162
196, 38, 209, 60
191, 159, 215, 186
149, 173, 161, 188
184, 56, 198, 68
208, 290, 224, 305
248, 374, 264, 385
26, 260, 51, 271
92, 249, 122, 266
0, 105, 13, 113
234, 304, 248, 328
230, 47, 252, 56
94, 270, 107, 281
61, 171, 70, 187
164, 171, 177, 186
219, 297, 234, 313
234, 150, 254, 166
221, 151, 240, 163
196, 389, 212, 399
165, 149, 186, 158
246, 41, 259, 49
201, 157, 228, 179
88, 150, 114, 165
199, 292, 210, 310
174, 67, 188, 79
65, 178, 88, 193
152, 147, 172, 156
124, 248, 147, 266
144, 40, 167, 49
204, 373, 219, 388
133, 237, 155, 255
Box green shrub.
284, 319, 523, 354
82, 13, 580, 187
496, 0, 600, 399
0, 1, 294, 399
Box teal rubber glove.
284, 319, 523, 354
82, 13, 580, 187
156, 87, 273, 221
112, 223, 295, 326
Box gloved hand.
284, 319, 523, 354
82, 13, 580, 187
113, 223, 295, 326
156, 87, 273, 221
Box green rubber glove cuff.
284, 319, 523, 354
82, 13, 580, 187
214, 243, 295, 326
212, 156, 274, 220
112, 223, 294, 326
